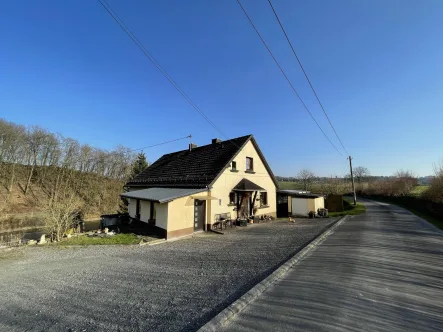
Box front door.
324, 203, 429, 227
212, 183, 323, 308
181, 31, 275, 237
194, 200, 206, 231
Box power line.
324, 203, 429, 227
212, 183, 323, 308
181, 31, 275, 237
72, 135, 192, 166
97, 0, 233, 144
266, 0, 349, 156
236, 0, 343, 157
131, 135, 192, 152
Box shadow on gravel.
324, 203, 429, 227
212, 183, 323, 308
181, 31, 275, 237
1, 219, 339, 332
189, 219, 341, 331
218, 201, 443, 332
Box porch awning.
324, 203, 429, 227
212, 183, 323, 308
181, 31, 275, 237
233, 178, 266, 192
120, 187, 207, 203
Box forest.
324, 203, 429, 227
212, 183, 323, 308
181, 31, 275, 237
0, 118, 138, 234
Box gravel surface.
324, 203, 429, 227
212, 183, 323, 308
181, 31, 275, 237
0, 218, 336, 332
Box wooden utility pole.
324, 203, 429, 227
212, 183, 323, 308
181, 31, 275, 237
349, 156, 357, 205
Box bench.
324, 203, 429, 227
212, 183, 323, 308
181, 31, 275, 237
213, 212, 234, 230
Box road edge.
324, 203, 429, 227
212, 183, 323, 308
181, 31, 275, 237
197, 215, 350, 332
366, 198, 443, 234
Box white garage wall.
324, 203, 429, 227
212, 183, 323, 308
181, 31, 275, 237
292, 198, 310, 217
128, 198, 136, 218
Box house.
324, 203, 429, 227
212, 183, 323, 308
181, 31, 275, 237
121, 135, 278, 239
277, 190, 325, 217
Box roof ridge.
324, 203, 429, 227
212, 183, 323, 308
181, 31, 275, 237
167, 134, 253, 154
126, 134, 252, 187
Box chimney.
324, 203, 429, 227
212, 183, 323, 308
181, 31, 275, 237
212, 138, 222, 144
189, 143, 198, 151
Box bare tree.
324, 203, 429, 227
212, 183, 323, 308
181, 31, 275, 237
353, 166, 370, 183
23, 126, 48, 195
0, 117, 138, 220
43, 193, 82, 242
297, 169, 315, 191
389, 170, 417, 196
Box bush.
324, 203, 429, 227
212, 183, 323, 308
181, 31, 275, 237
423, 162, 443, 203
357, 170, 417, 197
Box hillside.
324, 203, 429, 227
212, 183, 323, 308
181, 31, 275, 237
0, 163, 126, 233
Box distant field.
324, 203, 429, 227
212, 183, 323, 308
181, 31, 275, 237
410, 185, 429, 197
278, 181, 301, 190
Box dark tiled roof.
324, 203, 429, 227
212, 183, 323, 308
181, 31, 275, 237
126, 135, 253, 188
233, 178, 265, 192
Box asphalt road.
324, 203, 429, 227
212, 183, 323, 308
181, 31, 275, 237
0, 218, 335, 332
221, 199, 443, 332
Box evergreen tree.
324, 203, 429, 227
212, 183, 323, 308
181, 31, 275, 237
131, 152, 148, 178
119, 152, 148, 214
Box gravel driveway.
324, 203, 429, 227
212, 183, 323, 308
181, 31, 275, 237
0, 218, 336, 332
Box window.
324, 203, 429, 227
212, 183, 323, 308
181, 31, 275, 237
246, 157, 253, 171
231, 161, 237, 171
229, 192, 237, 205
260, 192, 268, 206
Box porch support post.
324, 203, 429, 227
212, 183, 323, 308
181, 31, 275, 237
236, 192, 241, 219
206, 190, 212, 231
251, 191, 258, 215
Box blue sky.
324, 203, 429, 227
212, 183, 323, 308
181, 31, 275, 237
1, 0, 442, 177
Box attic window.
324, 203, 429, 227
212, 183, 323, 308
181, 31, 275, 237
246, 157, 254, 171
231, 161, 237, 171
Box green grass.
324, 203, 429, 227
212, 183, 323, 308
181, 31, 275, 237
328, 198, 367, 217
401, 205, 443, 230
410, 185, 429, 197
278, 181, 301, 190
58, 233, 141, 245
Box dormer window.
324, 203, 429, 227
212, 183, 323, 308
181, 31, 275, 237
231, 161, 237, 171
246, 157, 254, 171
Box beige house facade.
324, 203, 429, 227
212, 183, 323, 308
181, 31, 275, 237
122, 135, 278, 240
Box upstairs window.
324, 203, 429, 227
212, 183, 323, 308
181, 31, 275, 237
260, 192, 268, 206
231, 161, 237, 171
246, 157, 254, 171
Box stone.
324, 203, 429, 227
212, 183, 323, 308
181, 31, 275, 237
66, 234, 72, 239
27, 240, 37, 245
104, 227, 109, 234
38, 234, 47, 244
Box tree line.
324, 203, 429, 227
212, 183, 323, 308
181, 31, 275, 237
0, 118, 137, 196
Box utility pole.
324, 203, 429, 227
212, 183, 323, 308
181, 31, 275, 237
349, 156, 357, 205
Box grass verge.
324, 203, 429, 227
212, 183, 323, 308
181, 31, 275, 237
328, 198, 366, 217
58, 233, 141, 245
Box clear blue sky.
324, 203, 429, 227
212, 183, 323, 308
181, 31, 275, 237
1, 0, 442, 177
